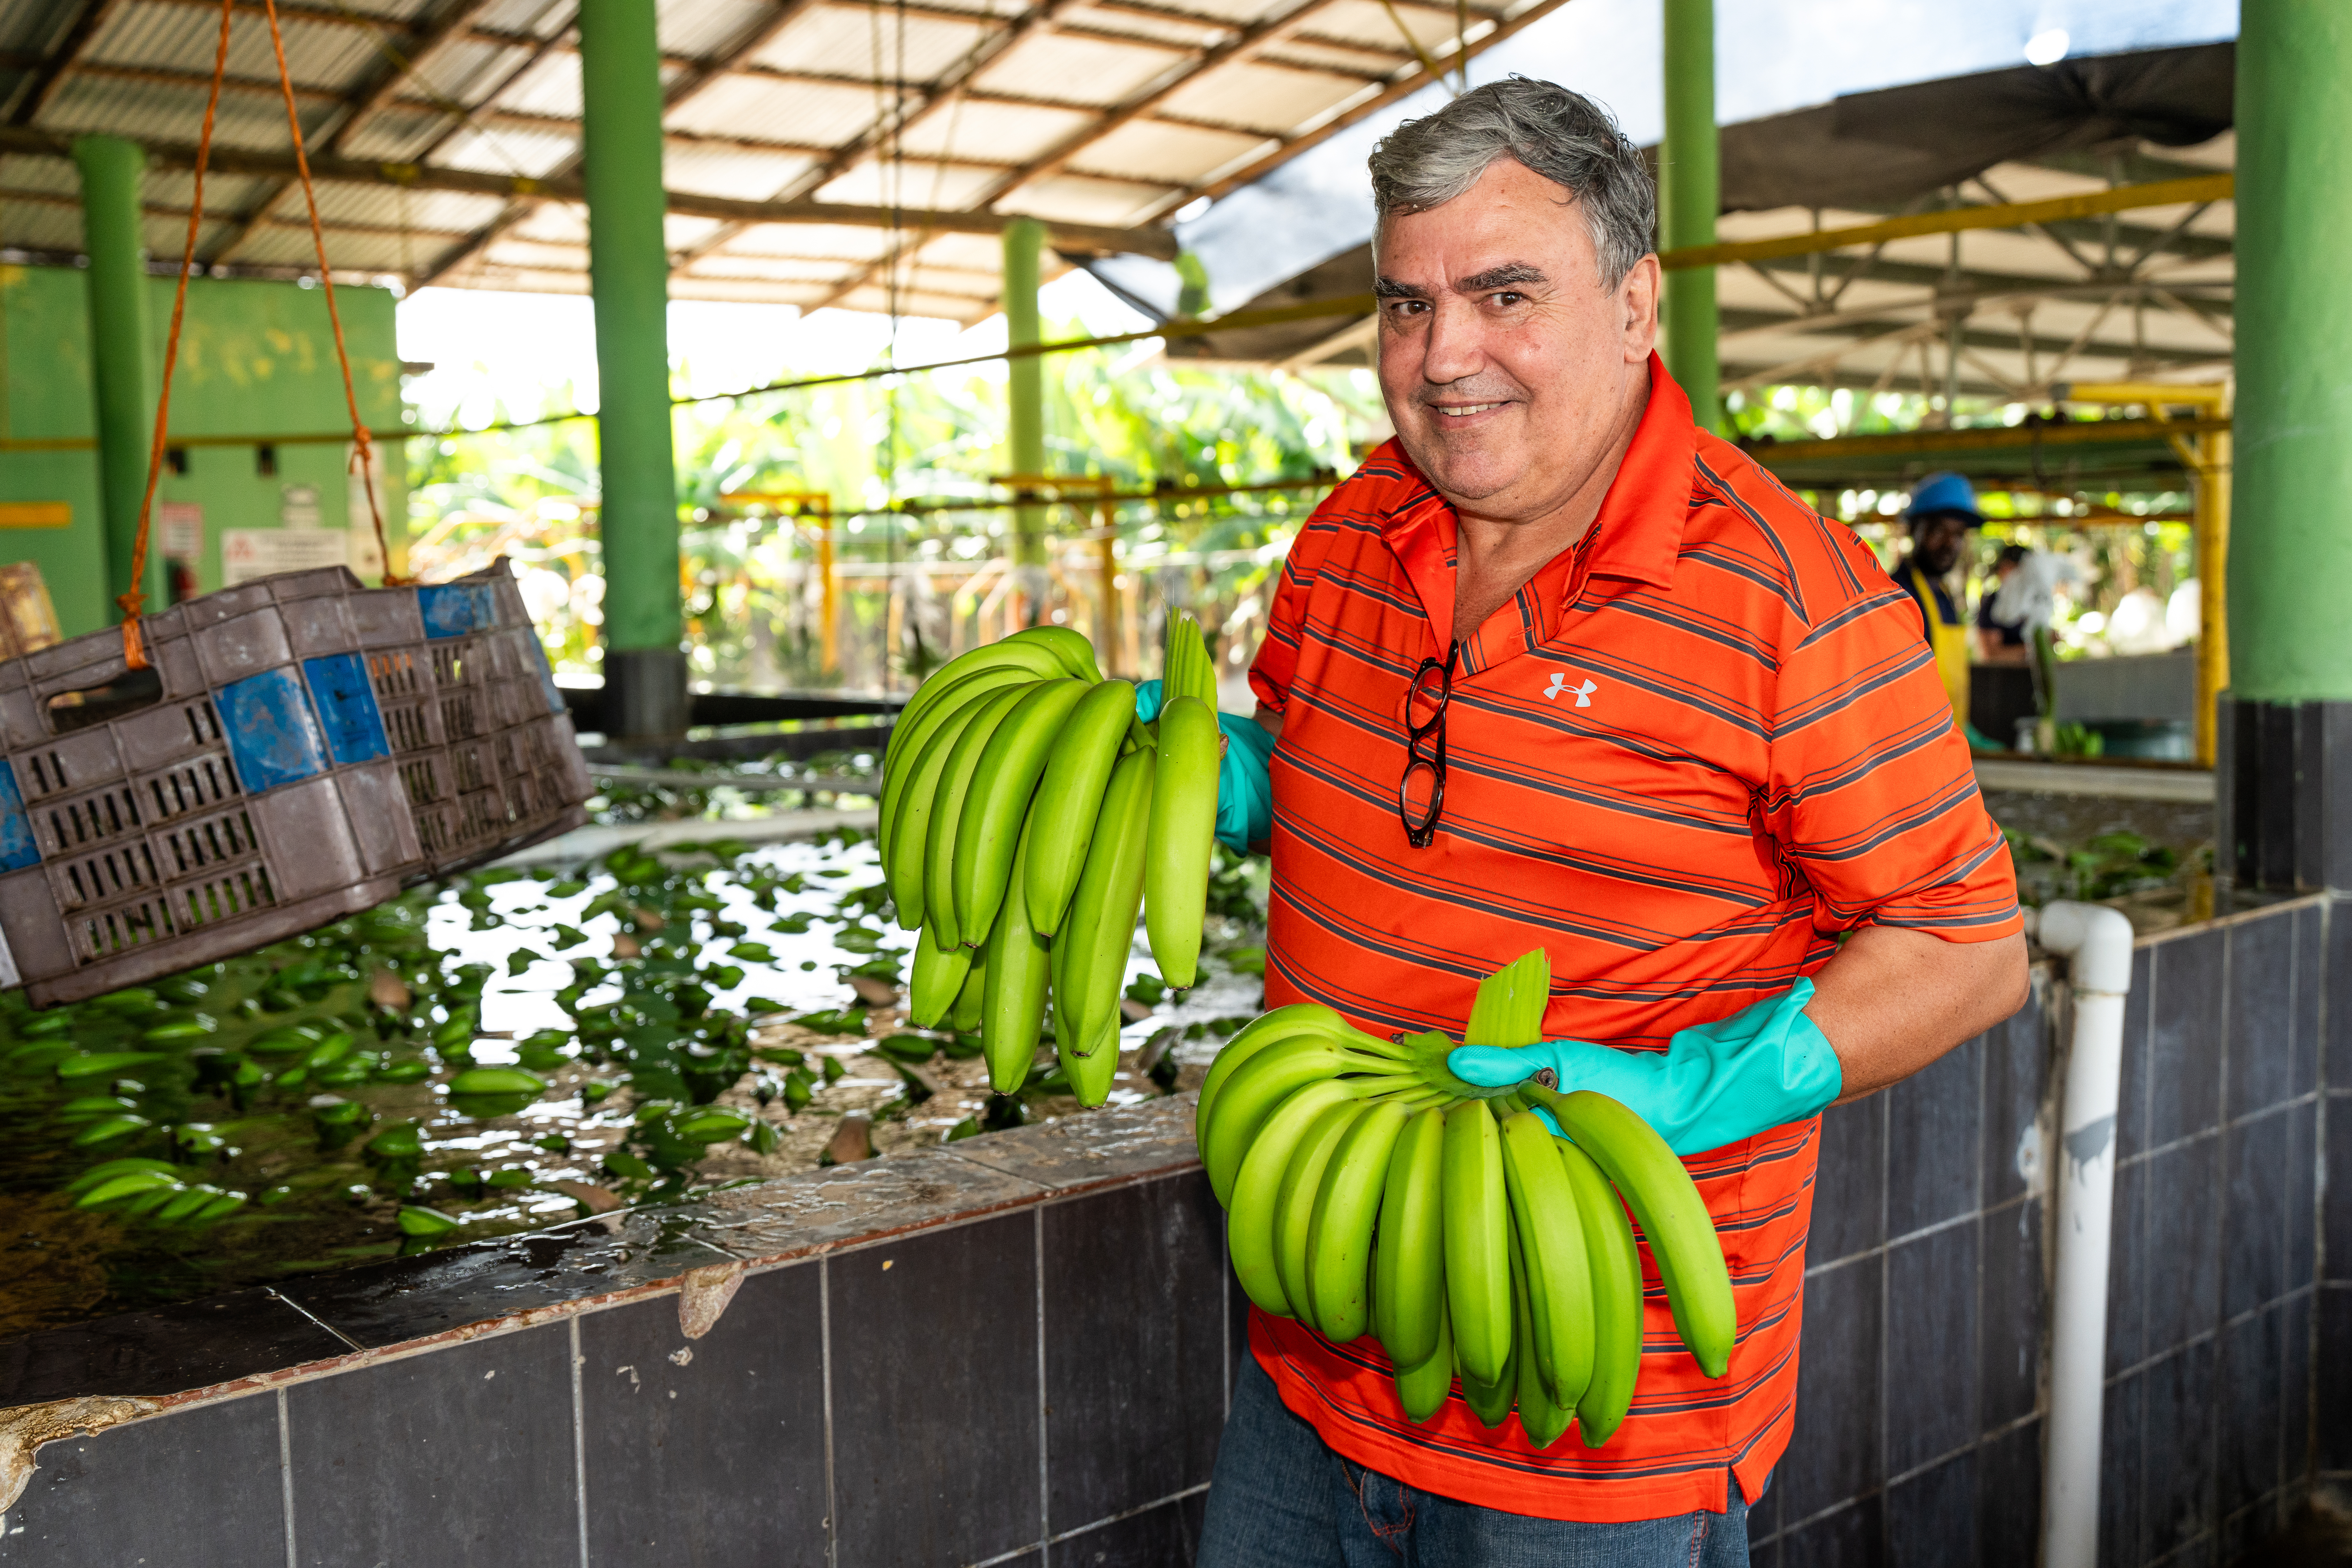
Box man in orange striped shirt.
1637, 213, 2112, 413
1192, 79, 2027, 1565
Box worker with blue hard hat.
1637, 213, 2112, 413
1892, 471, 1982, 731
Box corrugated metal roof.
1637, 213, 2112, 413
996, 170, 1163, 225
663, 144, 815, 201
655, 0, 770, 62
1066, 117, 1263, 183
665, 72, 877, 147
753, 6, 995, 85
1155, 56, 1361, 133
717, 222, 892, 261
489, 43, 580, 119
813, 158, 1001, 210
970, 31, 1189, 108
900, 97, 1092, 165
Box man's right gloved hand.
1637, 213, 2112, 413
1135, 679, 1274, 852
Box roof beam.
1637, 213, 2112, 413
328, 0, 503, 157
9, 0, 130, 124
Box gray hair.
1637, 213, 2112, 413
1367, 77, 1656, 287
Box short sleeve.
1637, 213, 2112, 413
1761, 583, 2021, 943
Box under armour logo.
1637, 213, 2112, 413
1544, 673, 1596, 707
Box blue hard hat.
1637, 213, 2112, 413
1904, 471, 1982, 525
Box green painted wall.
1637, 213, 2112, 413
0, 264, 405, 637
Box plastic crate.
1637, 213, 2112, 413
0, 558, 591, 1006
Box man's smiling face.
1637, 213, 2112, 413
1374, 157, 1658, 520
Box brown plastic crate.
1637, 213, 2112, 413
0, 558, 591, 1006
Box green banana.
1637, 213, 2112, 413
1201, 1034, 1414, 1206
883, 653, 1050, 805
1142, 694, 1219, 991
892, 639, 1064, 749
906, 924, 973, 1028
1561, 1136, 1643, 1447
1373, 1105, 1449, 1370
1533, 1086, 1735, 1379
1272, 1097, 1367, 1332
1049, 744, 1155, 1105
921, 682, 1041, 950
1196, 1004, 1352, 1131
1442, 1098, 1514, 1387
1391, 1294, 1455, 1423
979, 819, 1053, 1094
1499, 1109, 1595, 1409
1008, 625, 1104, 682
949, 963, 985, 1032
1306, 1097, 1410, 1342
1227, 1078, 1361, 1315
1021, 678, 1137, 935
1456, 1297, 1518, 1430
951, 676, 1091, 944
1164, 610, 1219, 709
1512, 1243, 1576, 1449
886, 681, 1032, 930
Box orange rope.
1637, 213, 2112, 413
119, 0, 235, 671
260, 0, 404, 587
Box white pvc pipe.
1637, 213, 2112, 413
2029, 899, 2138, 1568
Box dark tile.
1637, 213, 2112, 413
2330, 901, 2352, 1088
2221, 1500, 2267, 1568
945, 1093, 1199, 1193
2293, 904, 2322, 1098
1981, 1198, 2045, 1431
280, 1209, 734, 1349
830, 1212, 1041, 1568
579, 1263, 827, 1568
1887, 1032, 1982, 1238
2316, 1289, 2352, 1474
1978, 1418, 2043, 1568
2143, 1340, 2219, 1560
699, 1146, 1047, 1263
2150, 928, 2225, 1148
1053, 1493, 1205, 1568
1747, 1459, 1781, 1540
2102, 1370, 2145, 1568
1812, 1094, 1885, 1266
285, 1321, 578, 1568
2145, 1135, 2222, 1355
1984, 989, 2050, 1207
2328, 1096, 2352, 1284
2229, 913, 2297, 1119
1886, 1220, 1978, 1475
1887, 1450, 1975, 1568
2218, 1307, 2283, 1520
2282, 1290, 2311, 1484
0, 1289, 346, 1404
2121, 947, 2154, 1161
2289, 1100, 2317, 1293
1046, 1172, 1227, 1533
1781, 1495, 1883, 1568
0, 1394, 283, 1565
2225, 1108, 2292, 1320
2110, 1156, 2149, 1378
1785, 1254, 1881, 1524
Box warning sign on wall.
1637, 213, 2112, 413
221, 529, 352, 586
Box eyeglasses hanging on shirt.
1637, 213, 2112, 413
1399, 641, 1457, 848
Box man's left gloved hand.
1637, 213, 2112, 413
1134, 678, 1274, 852
1445, 981, 1843, 1156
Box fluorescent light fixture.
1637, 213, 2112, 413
2024, 28, 2069, 65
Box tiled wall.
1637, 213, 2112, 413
1748, 896, 2330, 1568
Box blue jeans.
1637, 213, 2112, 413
1198, 1356, 1759, 1568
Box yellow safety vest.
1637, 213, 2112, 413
1894, 557, 1971, 727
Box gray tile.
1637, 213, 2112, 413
2109, 1156, 2148, 1378
2288, 1100, 2316, 1294
2143, 1340, 2218, 1561
1983, 991, 2050, 1208
0, 1290, 346, 1404
699, 1146, 1047, 1264
2102, 1370, 2145, 1568
1045, 1173, 1227, 1533
1785, 1254, 1881, 1524
1885, 1220, 1977, 1475
1780, 1495, 1882, 1568
1980, 1198, 2045, 1432
1811, 1094, 1885, 1266
2316, 1289, 2352, 1474
1052, 1493, 1205, 1568
2293, 904, 2321, 1099
0, 1394, 284, 1566
578, 1264, 827, 1568
2225, 1107, 2292, 1320
285, 1322, 578, 1568
1978, 1418, 2042, 1568
2120, 947, 2154, 1161
2329, 901, 2352, 1088
2218, 1306, 2283, 1522
2150, 928, 2224, 1148
2327, 1096, 2352, 1285
829, 1212, 1041, 1568
2229, 912, 2298, 1120
1887, 1032, 1982, 1238
1886, 1449, 1974, 1568
2144, 1135, 2222, 1355
945, 1093, 1200, 1193
2282, 1290, 2311, 1484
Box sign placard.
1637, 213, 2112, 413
222, 528, 350, 586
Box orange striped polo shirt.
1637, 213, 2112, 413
1244, 355, 2021, 1523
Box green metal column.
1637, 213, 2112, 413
2231, 1, 2352, 703
1659, 0, 1718, 432
1003, 218, 1047, 623
72, 136, 167, 620
578, 0, 685, 738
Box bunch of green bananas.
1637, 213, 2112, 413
1194, 951, 1735, 1449
878, 616, 1224, 1105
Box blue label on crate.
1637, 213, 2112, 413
0, 761, 37, 873
302, 651, 390, 766
419, 583, 497, 640
217, 666, 329, 793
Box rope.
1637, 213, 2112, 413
260, 0, 402, 585
119, 0, 235, 671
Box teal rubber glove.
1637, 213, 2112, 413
1446, 980, 1842, 1156
1136, 679, 1275, 852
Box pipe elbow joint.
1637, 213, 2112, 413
2032, 900, 2135, 997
